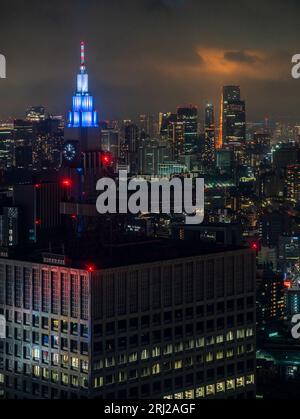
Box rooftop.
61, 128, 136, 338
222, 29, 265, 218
0, 239, 251, 271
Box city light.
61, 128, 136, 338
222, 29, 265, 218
61, 178, 72, 188
101, 153, 112, 166
87, 264, 95, 272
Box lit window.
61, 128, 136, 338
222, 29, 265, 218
195, 338, 205, 348
164, 344, 173, 355
236, 377, 245, 388
227, 379, 235, 390
152, 363, 161, 374
81, 360, 89, 373
246, 375, 255, 385
33, 366, 40, 378
196, 387, 205, 398
226, 348, 234, 358
174, 360, 183, 369
32, 347, 40, 361
71, 357, 79, 370
174, 392, 183, 399
129, 352, 138, 363
216, 351, 224, 360
152, 347, 161, 358
71, 375, 79, 387
237, 345, 245, 355
175, 342, 184, 352
206, 384, 215, 396
246, 328, 253, 337
216, 382, 225, 393
206, 336, 215, 346
51, 371, 59, 383
237, 329, 245, 339
61, 373, 69, 386
185, 390, 194, 399
105, 356, 115, 368
226, 331, 234, 342
42, 368, 49, 379
206, 352, 214, 362
94, 376, 103, 388
141, 349, 150, 360
216, 335, 224, 344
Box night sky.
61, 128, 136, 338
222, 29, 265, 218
0, 0, 300, 122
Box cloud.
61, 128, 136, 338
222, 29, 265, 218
224, 50, 259, 64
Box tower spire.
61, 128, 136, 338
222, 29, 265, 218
80, 41, 86, 73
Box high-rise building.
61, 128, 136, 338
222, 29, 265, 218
0, 241, 256, 399
286, 165, 300, 204
101, 129, 120, 159
66, 42, 100, 151
13, 183, 62, 243
177, 106, 198, 155
218, 86, 246, 149
26, 107, 46, 123
0, 124, 14, 169
204, 103, 215, 164
139, 114, 156, 139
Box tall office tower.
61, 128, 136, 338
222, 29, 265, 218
256, 270, 284, 326
66, 42, 100, 151
273, 143, 299, 171
203, 103, 216, 164
0, 241, 256, 399
218, 86, 246, 149
286, 165, 300, 204
138, 138, 159, 175
123, 123, 139, 172
26, 107, 46, 123
13, 183, 62, 244
100, 129, 120, 159
177, 106, 198, 155
139, 114, 156, 139
0, 206, 20, 247
124, 124, 139, 154
0, 123, 14, 169
159, 113, 178, 160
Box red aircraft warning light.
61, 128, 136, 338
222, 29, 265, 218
101, 153, 112, 166
87, 265, 95, 273
61, 178, 72, 188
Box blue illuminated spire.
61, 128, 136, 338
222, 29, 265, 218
68, 42, 99, 128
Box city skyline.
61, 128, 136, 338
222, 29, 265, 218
0, 0, 300, 121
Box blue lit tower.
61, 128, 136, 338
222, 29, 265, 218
66, 42, 100, 151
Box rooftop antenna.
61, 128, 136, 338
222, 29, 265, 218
80, 41, 86, 73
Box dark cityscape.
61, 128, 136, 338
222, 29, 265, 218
1, 0, 300, 405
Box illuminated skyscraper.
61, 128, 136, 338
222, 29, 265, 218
218, 86, 246, 148
26, 106, 46, 122
66, 42, 100, 151
204, 103, 215, 164
177, 106, 198, 155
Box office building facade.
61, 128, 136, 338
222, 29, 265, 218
0, 245, 256, 399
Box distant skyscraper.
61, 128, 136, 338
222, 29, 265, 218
66, 42, 100, 151
26, 106, 46, 122
204, 103, 215, 164
101, 129, 120, 159
139, 114, 156, 139
177, 106, 198, 155
218, 86, 246, 148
